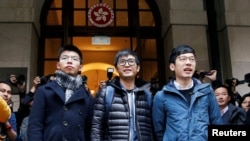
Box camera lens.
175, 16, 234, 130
199, 71, 208, 78
17, 75, 26, 84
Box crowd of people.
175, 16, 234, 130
0, 44, 249, 141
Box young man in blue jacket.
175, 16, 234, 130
152, 44, 222, 141
28, 45, 94, 141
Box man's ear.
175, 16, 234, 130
79, 64, 83, 72
137, 65, 140, 72
56, 62, 60, 69
169, 63, 175, 71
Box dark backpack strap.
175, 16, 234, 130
105, 86, 114, 119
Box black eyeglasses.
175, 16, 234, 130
118, 59, 136, 66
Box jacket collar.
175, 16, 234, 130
48, 81, 90, 104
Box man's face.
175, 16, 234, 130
9, 74, 17, 84
115, 55, 140, 80
169, 53, 196, 80
0, 83, 12, 102
241, 96, 250, 112
214, 87, 230, 108
57, 51, 82, 77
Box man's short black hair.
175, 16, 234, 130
0, 81, 13, 92
213, 83, 231, 97
114, 49, 140, 66
240, 93, 250, 107
168, 44, 196, 64
58, 44, 83, 64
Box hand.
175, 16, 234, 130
205, 70, 217, 81
4, 121, 12, 130
17, 81, 26, 92
9, 74, 17, 84
99, 80, 106, 88
33, 76, 41, 86
29, 76, 41, 93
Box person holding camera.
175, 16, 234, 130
152, 44, 222, 141
15, 75, 42, 140
28, 45, 94, 141
196, 70, 242, 107
224, 78, 243, 106
91, 49, 153, 141
193, 69, 217, 83
15, 74, 55, 141
8, 74, 27, 111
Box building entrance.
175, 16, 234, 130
40, 0, 164, 93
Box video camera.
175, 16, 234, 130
193, 70, 213, 79
16, 74, 26, 85
199, 71, 212, 78
107, 68, 114, 81
39, 73, 55, 85
245, 73, 250, 87
225, 73, 250, 87
82, 75, 88, 84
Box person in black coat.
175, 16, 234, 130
28, 45, 94, 141
246, 109, 250, 125
239, 93, 250, 125
213, 84, 246, 125
91, 49, 153, 141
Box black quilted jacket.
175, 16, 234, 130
91, 77, 154, 141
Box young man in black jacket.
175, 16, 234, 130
91, 49, 153, 141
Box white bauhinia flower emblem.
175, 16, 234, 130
94, 8, 109, 22
88, 3, 114, 27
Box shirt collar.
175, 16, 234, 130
174, 80, 194, 90
221, 106, 229, 113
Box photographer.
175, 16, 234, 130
8, 74, 27, 108
16, 74, 55, 141
225, 78, 243, 106
82, 75, 91, 95
15, 76, 40, 136
8, 74, 18, 87
95, 68, 114, 97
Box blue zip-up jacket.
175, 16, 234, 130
152, 78, 222, 141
